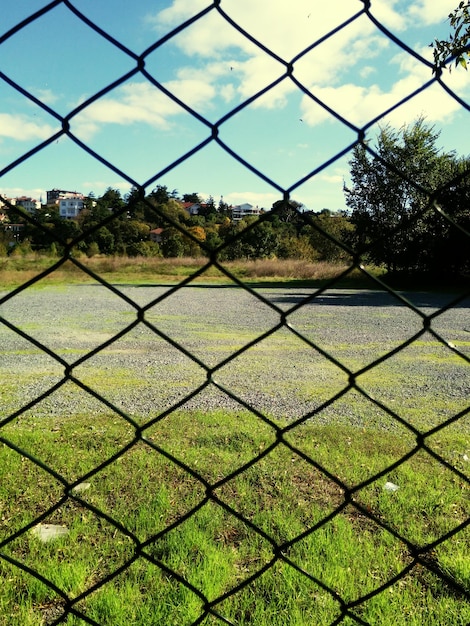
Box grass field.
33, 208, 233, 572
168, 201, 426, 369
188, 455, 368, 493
0, 410, 468, 625
0, 261, 469, 625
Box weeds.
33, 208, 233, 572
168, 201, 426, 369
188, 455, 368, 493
0, 254, 378, 289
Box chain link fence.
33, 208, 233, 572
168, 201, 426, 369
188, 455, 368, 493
0, 1, 469, 624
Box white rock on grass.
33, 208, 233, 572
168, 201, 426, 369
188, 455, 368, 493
71, 482, 91, 493
383, 481, 400, 492
31, 524, 69, 543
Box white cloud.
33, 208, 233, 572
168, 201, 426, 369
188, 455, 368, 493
318, 173, 344, 185
220, 83, 236, 103
0, 187, 46, 201
223, 190, 279, 208
82, 180, 132, 196
299, 39, 470, 130
299, 79, 465, 130
0, 113, 57, 142
77, 83, 177, 131
60, 2, 470, 141
237, 56, 294, 108
369, 1, 408, 31
216, 0, 362, 60
165, 77, 217, 109
363, 0, 457, 30
150, 0, 424, 65
293, 28, 389, 92
148, 0, 209, 30
156, 2, 376, 57
360, 66, 377, 79
34, 88, 60, 106
407, 0, 459, 26
147, 3, 398, 113
73, 79, 216, 139
150, 2, 255, 58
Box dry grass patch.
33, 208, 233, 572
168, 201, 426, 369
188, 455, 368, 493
0, 254, 379, 288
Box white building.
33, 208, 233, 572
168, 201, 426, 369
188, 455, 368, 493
0, 196, 41, 214
16, 196, 41, 213
59, 195, 85, 219
47, 188, 79, 205
231, 203, 261, 221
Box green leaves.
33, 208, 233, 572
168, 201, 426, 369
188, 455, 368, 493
431, 1, 470, 73
345, 119, 470, 276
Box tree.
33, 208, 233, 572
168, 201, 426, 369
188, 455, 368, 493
148, 185, 173, 204
269, 199, 304, 232
204, 226, 223, 251
126, 240, 162, 257
429, 157, 470, 276
125, 187, 149, 223
432, 1, 470, 72
28, 206, 81, 251
182, 192, 201, 203
218, 219, 249, 260
218, 197, 231, 216
344, 119, 461, 274
198, 196, 217, 218
160, 227, 186, 257
86, 242, 100, 258
97, 188, 124, 212
240, 220, 280, 259
302, 210, 354, 263
87, 226, 115, 255
179, 225, 206, 257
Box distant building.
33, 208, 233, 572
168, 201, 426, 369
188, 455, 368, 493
0, 217, 25, 245
0, 195, 40, 214
181, 202, 209, 216
59, 196, 85, 219
15, 196, 41, 214
231, 203, 261, 221
149, 228, 164, 243
45, 189, 85, 218
46, 189, 82, 205
3, 223, 24, 234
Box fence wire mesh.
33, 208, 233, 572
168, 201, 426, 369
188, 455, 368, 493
0, 1, 469, 625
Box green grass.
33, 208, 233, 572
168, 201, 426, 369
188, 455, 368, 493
0, 409, 468, 625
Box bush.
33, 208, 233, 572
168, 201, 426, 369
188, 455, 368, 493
126, 241, 162, 257
86, 242, 100, 258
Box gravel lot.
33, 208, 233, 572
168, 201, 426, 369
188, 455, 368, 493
1, 284, 469, 431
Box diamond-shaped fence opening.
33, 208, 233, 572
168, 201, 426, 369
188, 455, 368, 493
0, 2, 469, 625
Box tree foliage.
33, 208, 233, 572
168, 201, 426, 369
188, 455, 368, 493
432, 1, 470, 72
345, 119, 470, 276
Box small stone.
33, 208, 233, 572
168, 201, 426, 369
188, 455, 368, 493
383, 481, 399, 492
31, 524, 69, 542
72, 482, 91, 493
463, 454, 469, 462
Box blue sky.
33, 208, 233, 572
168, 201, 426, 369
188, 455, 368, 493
0, 0, 468, 211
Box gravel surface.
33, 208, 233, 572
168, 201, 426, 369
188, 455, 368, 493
1, 284, 468, 431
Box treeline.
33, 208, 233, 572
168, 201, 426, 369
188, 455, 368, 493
2, 188, 355, 265
3, 120, 469, 279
